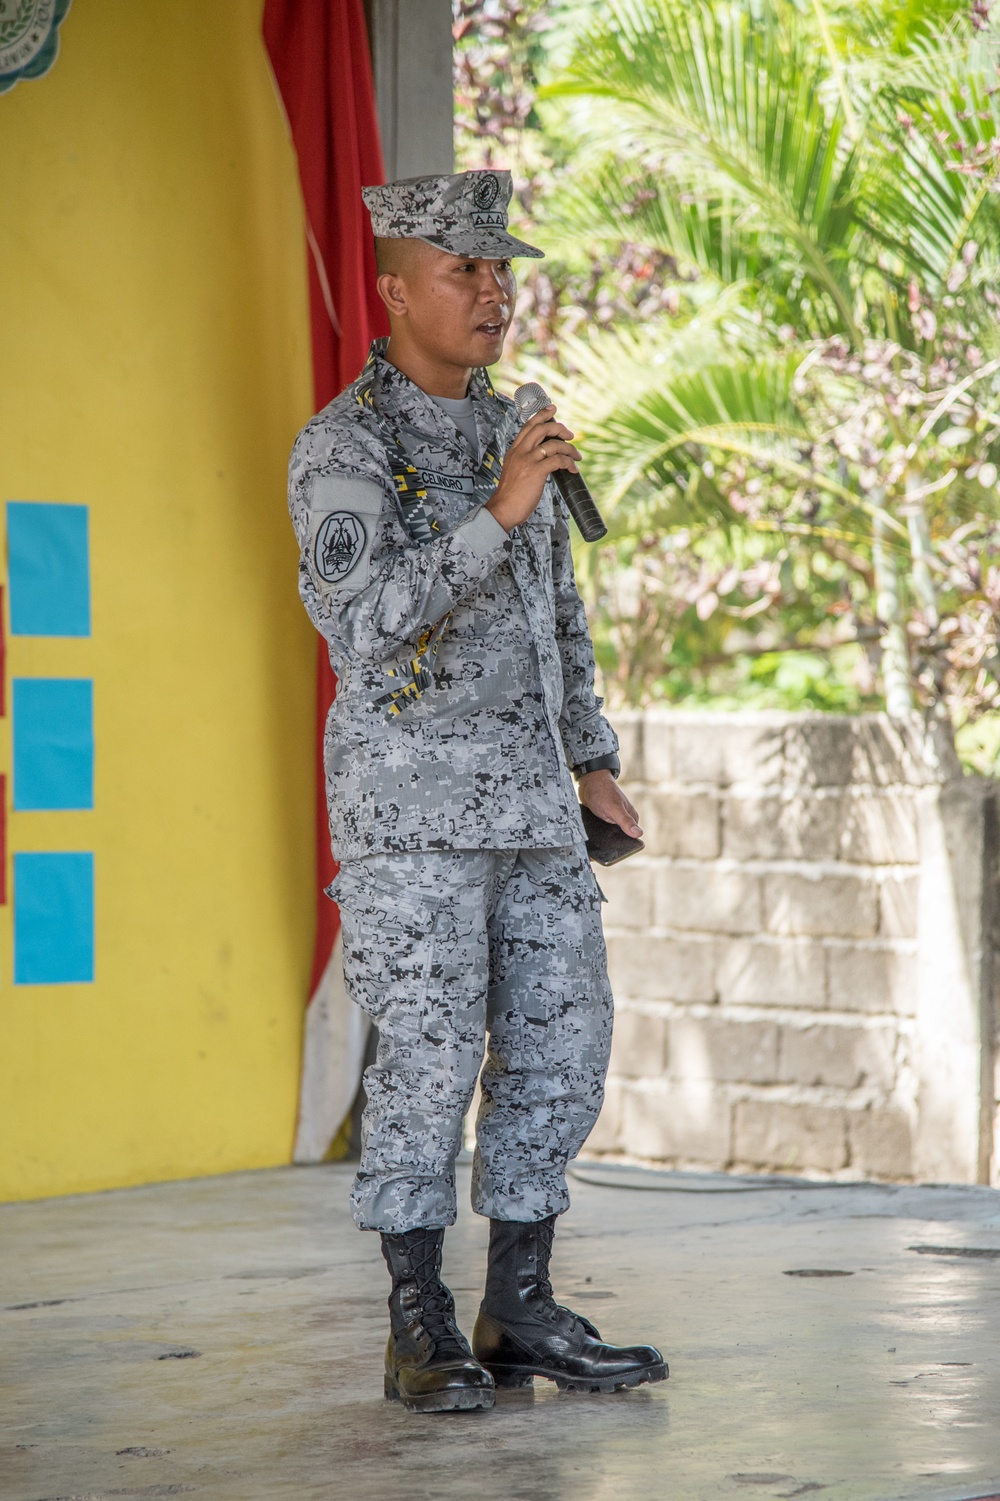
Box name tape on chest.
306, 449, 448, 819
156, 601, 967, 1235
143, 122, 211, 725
416, 469, 475, 495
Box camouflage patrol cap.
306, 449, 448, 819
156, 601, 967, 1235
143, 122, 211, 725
362, 170, 544, 260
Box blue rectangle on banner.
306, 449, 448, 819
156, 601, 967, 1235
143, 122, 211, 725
13, 679, 94, 810
14, 852, 95, 985
7, 502, 91, 637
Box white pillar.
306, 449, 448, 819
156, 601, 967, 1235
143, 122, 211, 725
366, 0, 454, 181
912, 780, 996, 1184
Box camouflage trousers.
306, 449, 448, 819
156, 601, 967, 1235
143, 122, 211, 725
332, 847, 613, 1233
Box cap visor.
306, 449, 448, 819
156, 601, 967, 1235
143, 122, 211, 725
418, 229, 545, 260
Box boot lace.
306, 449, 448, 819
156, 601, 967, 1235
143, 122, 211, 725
533, 1218, 559, 1310
407, 1238, 470, 1359
531, 1219, 600, 1338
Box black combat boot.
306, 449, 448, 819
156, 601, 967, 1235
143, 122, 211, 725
472, 1215, 668, 1393
380, 1227, 495, 1413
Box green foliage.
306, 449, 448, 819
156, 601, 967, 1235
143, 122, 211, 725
956, 708, 1000, 774
455, 0, 1000, 729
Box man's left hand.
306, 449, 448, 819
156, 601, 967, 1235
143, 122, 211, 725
578, 769, 643, 839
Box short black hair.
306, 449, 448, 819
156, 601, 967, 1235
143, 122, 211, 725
374, 236, 422, 276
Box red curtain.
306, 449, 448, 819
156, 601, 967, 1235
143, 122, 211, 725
263, 0, 389, 998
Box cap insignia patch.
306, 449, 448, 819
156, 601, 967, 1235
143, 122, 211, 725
472, 174, 501, 210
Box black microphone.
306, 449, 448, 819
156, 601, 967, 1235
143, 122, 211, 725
513, 382, 608, 542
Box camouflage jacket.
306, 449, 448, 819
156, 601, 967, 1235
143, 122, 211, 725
287, 339, 618, 860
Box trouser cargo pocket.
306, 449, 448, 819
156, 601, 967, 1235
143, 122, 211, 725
333, 863, 439, 1032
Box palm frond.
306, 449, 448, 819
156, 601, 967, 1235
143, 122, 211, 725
580, 352, 809, 508
509, 284, 765, 420
545, 0, 866, 338
852, 79, 1000, 349
541, 160, 786, 298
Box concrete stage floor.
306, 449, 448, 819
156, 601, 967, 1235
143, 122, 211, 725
1, 1162, 999, 1501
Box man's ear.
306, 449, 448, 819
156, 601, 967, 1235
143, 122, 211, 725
376, 272, 408, 319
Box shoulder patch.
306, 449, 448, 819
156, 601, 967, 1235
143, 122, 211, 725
315, 512, 368, 583
305, 478, 384, 593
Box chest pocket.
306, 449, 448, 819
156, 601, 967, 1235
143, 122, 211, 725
528, 488, 555, 530
516, 486, 556, 579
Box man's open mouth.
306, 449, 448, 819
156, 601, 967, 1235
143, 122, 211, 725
477, 322, 504, 337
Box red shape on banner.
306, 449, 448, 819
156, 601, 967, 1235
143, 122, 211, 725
263, 0, 388, 999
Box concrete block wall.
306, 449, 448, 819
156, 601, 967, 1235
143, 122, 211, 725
588, 711, 1000, 1186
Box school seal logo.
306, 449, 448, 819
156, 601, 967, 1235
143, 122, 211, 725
314, 512, 367, 583
0, 0, 71, 95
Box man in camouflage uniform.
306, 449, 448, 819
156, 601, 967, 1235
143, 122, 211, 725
287, 170, 666, 1413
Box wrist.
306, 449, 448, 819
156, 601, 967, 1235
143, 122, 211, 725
485, 491, 518, 534
573, 753, 621, 780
